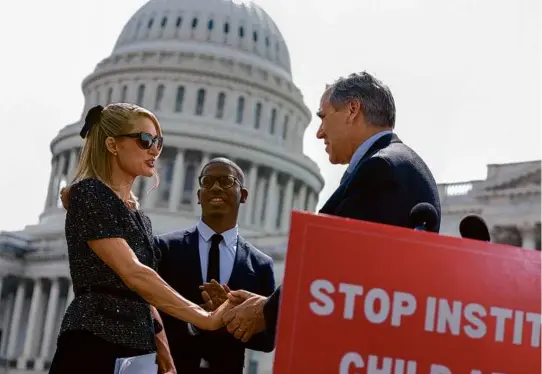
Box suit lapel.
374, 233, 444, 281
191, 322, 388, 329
227, 236, 251, 290
319, 133, 401, 214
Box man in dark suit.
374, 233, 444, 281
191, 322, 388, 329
155, 157, 276, 374
222, 71, 441, 343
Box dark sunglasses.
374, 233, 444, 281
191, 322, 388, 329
117, 132, 163, 150
199, 175, 241, 189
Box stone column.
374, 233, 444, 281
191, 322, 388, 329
206, 87, 219, 118
142, 176, 158, 209
44, 156, 58, 210
254, 177, 267, 226
297, 184, 307, 211
307, 190, 316, 213
0, 276, 3, 306
36, 278, 60, 369
0, 294, 13, 356
244, 163, 259, 226
66, 148, 79, 182
241, 95, 253, 128
183, 83, 197, 116
168, 149, 185, 212
18, 279, 43, 368
280, 176, 295, 232
192, 153, 210, 214
6, 279, 25, 358
264, 170, 278, 231
51, 153, 67, 207
520, 224, 537, 250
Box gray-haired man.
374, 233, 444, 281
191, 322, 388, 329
223, 71, 442, 343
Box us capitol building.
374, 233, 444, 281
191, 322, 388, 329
0, 0, 540, 373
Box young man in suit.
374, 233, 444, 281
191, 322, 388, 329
155, 157, 276, 374
222, 71, 442, 343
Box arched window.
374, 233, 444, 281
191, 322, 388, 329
236, 96, 245, 124
195, 88, 206, 116
216, 92, 226, 119
254, 102, 262, 128
282, 114, 289, 139
253, 31, 258, 42
176, 17, 182, 28
136, 84, 145, 106
147, 18, 154, 29
106, 87, 113, 104
208, 19, 214, 30
155, 84, 164, 110
161, 17, 167, 28
175, 86, 185, 112
121, 85, 128, 102
239, 26, 244, 38
192, 18, 198, 29
224, 22, 230, 34
269, 108, 277, 134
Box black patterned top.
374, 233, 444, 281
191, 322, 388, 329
59, 178, 159, 352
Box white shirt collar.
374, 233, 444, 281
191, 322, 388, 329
196, 220, 238, 247
347, 130, 393, 173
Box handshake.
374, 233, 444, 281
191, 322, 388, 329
199, 280, 267, 342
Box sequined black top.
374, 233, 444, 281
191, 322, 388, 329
60, 178, 159, 352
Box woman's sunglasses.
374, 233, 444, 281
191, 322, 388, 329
117, 132, 163, 150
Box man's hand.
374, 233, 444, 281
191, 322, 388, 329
222, 290, 268, 342
199, 279, 230, 311
200, 291, 214, 312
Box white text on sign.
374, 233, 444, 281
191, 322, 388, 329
309, 279, 541, 347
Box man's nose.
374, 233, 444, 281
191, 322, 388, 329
316, 124, 324, 139
210, 181, 223, 191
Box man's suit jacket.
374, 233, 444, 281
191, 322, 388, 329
155, 227, 276, 374
264, 132, 441, 338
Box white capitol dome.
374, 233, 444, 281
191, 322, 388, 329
41, 0, 324, 240
0, 1, 323, 373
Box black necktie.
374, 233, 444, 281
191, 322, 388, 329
207, 234, 223, 283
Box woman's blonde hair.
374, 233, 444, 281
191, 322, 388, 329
72, 103, 162, 207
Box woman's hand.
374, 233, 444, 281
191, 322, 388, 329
205, 299, 236, 330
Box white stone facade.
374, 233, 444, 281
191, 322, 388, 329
439, 160, 541, 250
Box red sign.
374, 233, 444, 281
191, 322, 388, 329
274, 211, 541, 374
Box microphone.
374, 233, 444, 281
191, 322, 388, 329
409, 203, 438, 232
459, 214, 490, 242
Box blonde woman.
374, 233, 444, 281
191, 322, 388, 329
49, 104, 230, 373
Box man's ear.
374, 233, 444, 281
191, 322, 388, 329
240, 188, 248, 204
347, 99, 362, 124
197, 189, 201, 204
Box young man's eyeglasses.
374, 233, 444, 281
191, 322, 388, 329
199, 175, 241, 189
117, 132, 163, 150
